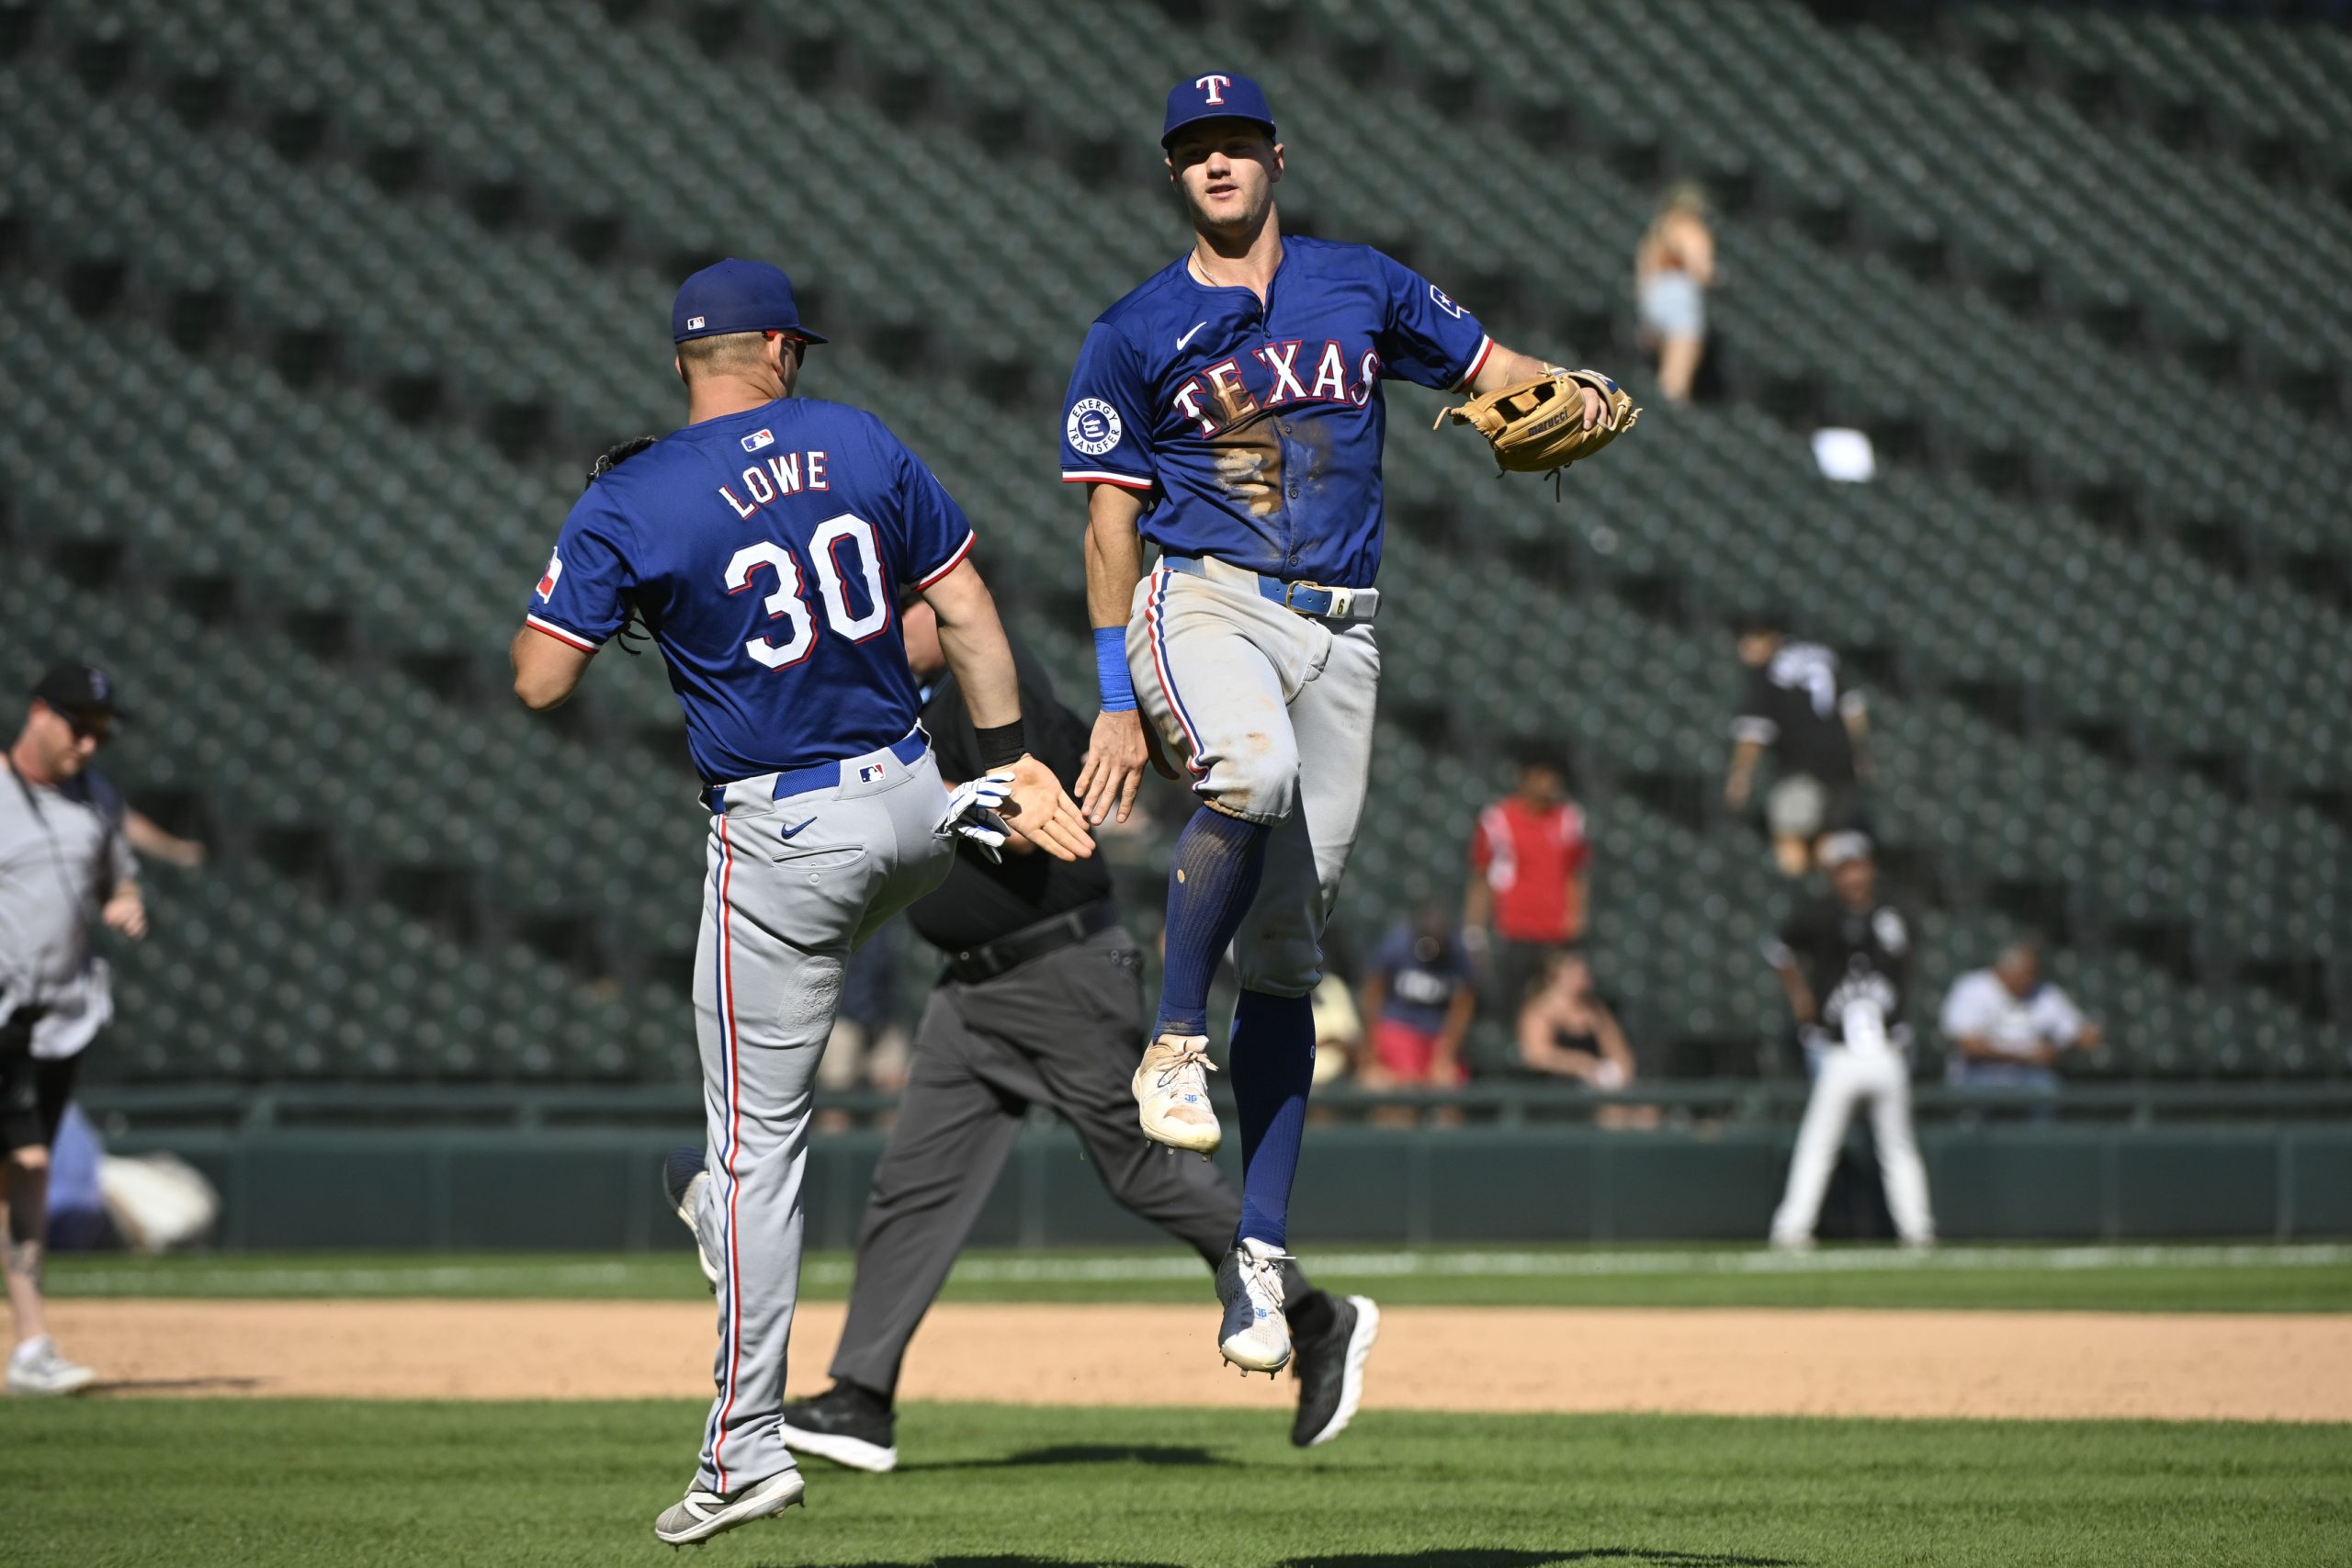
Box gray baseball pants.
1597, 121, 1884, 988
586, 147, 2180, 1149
690, 739, 954, 1495
1127, 558, 1381, 997
828, 924, 1316, 1398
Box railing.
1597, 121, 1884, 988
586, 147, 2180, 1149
74, 1078, 2352, 1135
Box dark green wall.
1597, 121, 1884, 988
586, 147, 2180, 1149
113, 1122, 2352, 1251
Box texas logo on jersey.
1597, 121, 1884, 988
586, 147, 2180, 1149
536, 548, 564, 603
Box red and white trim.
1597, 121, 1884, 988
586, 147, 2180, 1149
1453, 335, 1497, 391
1060, 468, 1154, 491
709, 817, 746, 1491
1144, 570, 1209, 781
523, 614, 601, 652
911, 528, 978, 590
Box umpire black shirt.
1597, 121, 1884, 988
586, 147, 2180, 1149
908, 638, 1111, 952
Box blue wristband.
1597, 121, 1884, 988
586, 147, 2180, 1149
1094, 626, 1136, 713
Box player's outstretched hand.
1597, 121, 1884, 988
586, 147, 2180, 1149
1001, 754, 1098, 861
1077, 708, 1176, 826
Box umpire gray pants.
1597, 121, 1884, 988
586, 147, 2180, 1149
691, 742, 954, 1495
829, 923, 1312, 1399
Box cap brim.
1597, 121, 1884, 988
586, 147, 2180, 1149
1161, 111, 1277, 148
671, 325, 830, 345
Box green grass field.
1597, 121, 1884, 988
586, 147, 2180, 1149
13, 1400, 2350, 1568
49, 1241, 2352, 1313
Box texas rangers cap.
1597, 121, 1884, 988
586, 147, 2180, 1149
672, 258, 829, 346
1161, 72, 1276, 147
32, 660, 127, 720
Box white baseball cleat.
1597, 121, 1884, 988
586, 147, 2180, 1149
661, 1147, 720, 1292
652, 1467, 804, 1547
1134, 1032, 1221, 1154
6, 1337, 97, 1397
1216, 1237, 1293, 1373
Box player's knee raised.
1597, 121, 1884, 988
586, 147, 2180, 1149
1213, 725, 1302, 821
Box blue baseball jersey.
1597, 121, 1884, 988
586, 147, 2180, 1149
525, 399, 978, 784
1058, 235, 1490, 589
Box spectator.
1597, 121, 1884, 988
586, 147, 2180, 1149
1634, 181, 1715, 403
1516, 951, 1635, 1090
1308, 974, 1363, 1090
1764, 832, 1935, 1250
1359, 904, 1476, 1089
3, 663, 149, 1395
1723, 612, 1871, 877
1940, 939, 2102, 1093
1464, 750, 1591, 1023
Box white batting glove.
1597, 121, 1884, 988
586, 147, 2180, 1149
938, 772, 1016, 864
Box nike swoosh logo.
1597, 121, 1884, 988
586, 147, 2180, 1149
779, 818, 816, 840
1176, 321, 1209, 350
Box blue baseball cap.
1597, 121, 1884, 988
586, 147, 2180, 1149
1161, 72, 1276, 147
672, 258, 828, 345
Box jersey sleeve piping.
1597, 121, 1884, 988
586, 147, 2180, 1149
1452, 335, 1497, 390
1060, 468, 1155, 491
911, 527, 978, 590
524, 614, 603, 652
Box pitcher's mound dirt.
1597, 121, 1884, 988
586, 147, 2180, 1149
50, 1300, 2352, 1422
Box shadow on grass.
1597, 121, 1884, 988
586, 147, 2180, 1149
1278, 1553, 1801, 1566
92, 1376, 267, 1394
899, 1443, 1234, 1473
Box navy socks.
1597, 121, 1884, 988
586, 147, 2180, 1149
1229, 987, 1316, 1251
1151, 806, 1270, 1038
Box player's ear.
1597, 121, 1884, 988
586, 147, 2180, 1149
1270, 141, 1284, 182
673, 354, 687, 388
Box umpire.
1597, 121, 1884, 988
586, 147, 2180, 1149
777, 601, 1379, 1470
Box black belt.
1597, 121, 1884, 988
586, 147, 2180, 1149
944, 900, 1118, 986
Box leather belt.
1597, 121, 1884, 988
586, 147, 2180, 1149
944, 899, 1119, 986
1160, 555, 1379, 623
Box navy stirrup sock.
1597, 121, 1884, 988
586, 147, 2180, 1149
1152, 806, 1270, 1038
1229, 987, 1317, 1251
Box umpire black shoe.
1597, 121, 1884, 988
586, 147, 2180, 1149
1289, 1293, 1382, 1448
780, 1381, 899, 1473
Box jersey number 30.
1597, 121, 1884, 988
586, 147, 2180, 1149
723, 514, 890, 670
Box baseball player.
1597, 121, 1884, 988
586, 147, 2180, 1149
3, 663, 145, 1397
1764, 832, 1936, 1249
1063, 73, 1622, 1373
763, 596, 1378, 1473
511, 258, 1093, 1548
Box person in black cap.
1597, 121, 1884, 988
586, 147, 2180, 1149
777, 599, 1377, 1473
2, 662, 147, 1396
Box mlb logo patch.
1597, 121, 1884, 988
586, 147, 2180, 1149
741, 428, 775, 454
687, 315, 706, 330
535, 548, 564, 602
859, 761, 888, 784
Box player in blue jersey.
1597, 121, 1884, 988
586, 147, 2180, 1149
512, 258, 1093, 1548
1063, 74, 1620, 1374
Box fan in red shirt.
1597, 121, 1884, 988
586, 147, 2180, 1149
1464, 750, 1592, 1026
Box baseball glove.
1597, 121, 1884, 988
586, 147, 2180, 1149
1432, 368, 1639, 484
586, 434, 661, 490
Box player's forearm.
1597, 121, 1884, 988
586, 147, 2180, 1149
925, 565, 1023, 732
1467, 344, 1555, 394
1083, 489, 1147, 631
511, 626, 592, 710
1774, 964, 1815, 1024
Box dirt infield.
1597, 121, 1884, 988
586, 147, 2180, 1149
51, 1299, 2352, 1421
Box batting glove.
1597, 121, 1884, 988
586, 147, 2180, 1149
939, 772, 1016, 864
